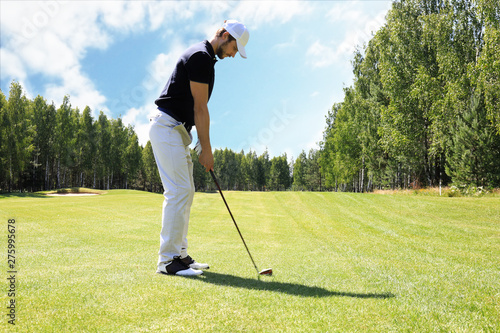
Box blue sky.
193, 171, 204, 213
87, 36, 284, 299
1, 0, 393, 160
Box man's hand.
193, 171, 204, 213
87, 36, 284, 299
199, 149, 214, 172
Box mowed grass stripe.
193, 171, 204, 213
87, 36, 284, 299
0, 190, 498, 332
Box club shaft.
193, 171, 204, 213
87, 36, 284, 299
210, 170, 260, 274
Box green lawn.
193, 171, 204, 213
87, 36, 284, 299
1, 190, 499, 332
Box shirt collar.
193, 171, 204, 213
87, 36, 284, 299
205, 40, 217, 64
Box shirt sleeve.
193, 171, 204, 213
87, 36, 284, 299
185, 52, 212, 85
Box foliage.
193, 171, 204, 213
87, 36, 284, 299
320, 0, 500, 191
0, 85, 144, 192
446, 184, 490, 197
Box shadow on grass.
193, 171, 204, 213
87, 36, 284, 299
193, 272, 395, 299
0, 192, 51, 199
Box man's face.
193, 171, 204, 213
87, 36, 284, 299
217, 39, 238, 59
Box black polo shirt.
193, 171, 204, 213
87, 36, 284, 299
155, 40, 217, 127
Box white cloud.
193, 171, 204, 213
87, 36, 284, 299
0, 48, 26, 82
306, 41, 340, 68
326, 1, 366, 23
0, 1, 150, 116
99, 1, 147, 32
122, 105, 153, 147
122, 106, 144, 128
44, 65, 108, 115
336, 11, 387, 59
306, 3, 388, 69
146, 43, 186, 90
146, 1, 196, 32
21, 32, 78, 76
134, 121, 153, 148
0, 1, 60, 42
230, 0, 311, 29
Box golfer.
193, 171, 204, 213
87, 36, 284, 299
149, 20, 249, 276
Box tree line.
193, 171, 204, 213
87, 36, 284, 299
0, 84, 144, 192
0, 82, 323, 193
319, 0, 500, 191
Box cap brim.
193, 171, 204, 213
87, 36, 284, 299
236, 40, 247, 59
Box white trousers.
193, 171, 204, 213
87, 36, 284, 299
148, 111, 194, 265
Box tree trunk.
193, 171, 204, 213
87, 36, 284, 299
62, 168, 66, 188
361, 156, 365, 193
57, 159, 61, 189
45, 159, 49, 191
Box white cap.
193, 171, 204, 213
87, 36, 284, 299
223, 20, 249, 59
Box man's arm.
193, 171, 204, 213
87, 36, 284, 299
190, 81, 214, 172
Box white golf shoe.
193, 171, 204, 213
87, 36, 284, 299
156, 257, 203, 276
180, 255, 210, 270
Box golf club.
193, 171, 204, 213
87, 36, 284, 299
210, 170, 272, 277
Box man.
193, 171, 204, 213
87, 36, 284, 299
149, 20, 249, 276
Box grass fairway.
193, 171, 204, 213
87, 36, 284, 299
1, 190, 499, 332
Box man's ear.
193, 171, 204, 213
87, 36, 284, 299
222, 31, 231, 40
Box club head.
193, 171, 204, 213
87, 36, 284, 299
259, 268, 273, 276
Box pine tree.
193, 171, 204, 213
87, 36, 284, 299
446, 92, 500, 187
